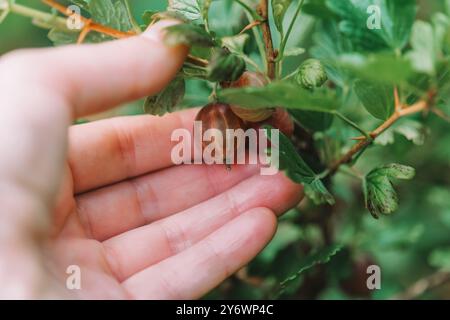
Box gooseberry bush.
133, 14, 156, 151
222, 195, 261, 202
2, 0, 450, 299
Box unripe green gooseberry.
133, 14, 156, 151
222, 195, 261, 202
296, 58, 328, 90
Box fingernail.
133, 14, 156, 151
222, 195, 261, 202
141, 19, 182, 43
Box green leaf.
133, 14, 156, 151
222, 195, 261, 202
48, 0, 135, 45
221, 34, 249, 54
338, 53, 413, 84
278, 244, 343, 294
311, 21, 354, 88
168, 0, 210, 23
207, 48, 246, 82
326, 0, 416, 51
143, 76, 185, 116
353, 80, 394, 120
265, 127, 335, 205
272, 0, 292, 34
363, 163, 415, 219
217, 81, 337, 113
302, 0, 337, 20
289, 109, 334, 132
406, 21, 436, 75
164, 23, 215, 47
48, 28, 104, 45
89, 0, 134, 31
377, 119, 427, 146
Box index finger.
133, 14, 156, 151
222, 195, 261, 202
0, 20, 188, 118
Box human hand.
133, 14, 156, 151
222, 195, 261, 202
0, 21, 302, 299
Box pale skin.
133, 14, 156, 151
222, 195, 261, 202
0, 21, 302, 299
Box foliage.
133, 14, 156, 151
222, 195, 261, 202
2, 0, 450, 300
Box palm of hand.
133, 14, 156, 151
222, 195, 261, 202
0, 21, 301, 299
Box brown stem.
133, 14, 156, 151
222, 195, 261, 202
258, 0, 276, 79
41, 0, 135, 41
329, 98, 430, 174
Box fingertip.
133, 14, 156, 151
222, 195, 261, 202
141, 19, 189, 53
242, 207, 278, 244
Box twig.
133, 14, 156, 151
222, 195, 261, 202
41, 0, 135, 43
392, 271, 450, 300
258, 0, 276, 79
329, 95, 433, 174
394, 86, 402, 112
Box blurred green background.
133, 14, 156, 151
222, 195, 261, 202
1, 0, 449, 300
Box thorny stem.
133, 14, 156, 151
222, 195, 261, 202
258, 0, 276, 79
328, 92, 434, 175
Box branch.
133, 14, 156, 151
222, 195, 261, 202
329, 94, 434, 174
392, 271, 450, 300
41, 0, 135, 43
258, 0, 276, 79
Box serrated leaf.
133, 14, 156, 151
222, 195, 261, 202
278, 244, 343, 295
353, 80, 394, 120
207, 48, 246, 82
168, 0, 210, 23
89, 0, 134, 31
326, 0, 416, 51
272, 0, 292, 34
311, 21, 354, 88
302, 0, 337, 20
221, 34, 249, 54
48, 28, 104, 45
377, 119, 427, 146
363, 163, 415, 219
265, 127, 335, 205
217, 81, 337, 113
48, 0, 135, 45
143, 76, 185, 116
371, 163, 416, 180
338, 53, 413, 84
164, 23, 215, 47
289, 109, 334, 132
